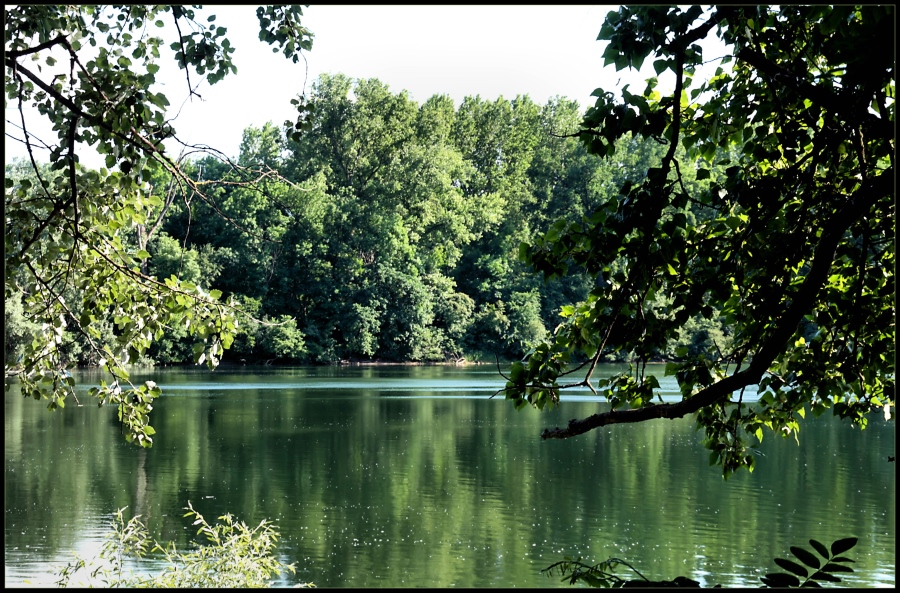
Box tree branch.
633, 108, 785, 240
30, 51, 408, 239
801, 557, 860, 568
171, 9, 200, 101
735, 47, 888, 139
541, 172, 891, 439
5, 34, 69, 59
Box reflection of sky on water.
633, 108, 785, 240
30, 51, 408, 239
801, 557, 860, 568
70, 371, 762, 403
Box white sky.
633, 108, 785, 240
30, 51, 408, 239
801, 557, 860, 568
5, 5, 727, 169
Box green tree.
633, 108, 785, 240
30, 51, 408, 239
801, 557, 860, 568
4, 5, 313, 445
158, 127, 319, 310
505, 6, 894, 475
278, 76, 505, 362
448, 94, 556, 359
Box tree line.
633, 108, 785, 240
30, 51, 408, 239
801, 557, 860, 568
6, 73, 730, 367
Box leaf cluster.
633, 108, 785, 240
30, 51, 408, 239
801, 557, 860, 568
505, 5, 894, 475
761, 537, 858, 588
5, 5, 314, 446
55, 503, 309, 588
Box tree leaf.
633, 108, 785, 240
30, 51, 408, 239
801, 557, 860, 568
761, 573, 801, 587
809, 539, 829, 558
820, 563, 854, 573
830, 537, 858, 556
809, 570, 842, 583
773, 557, 808, 577
790, 545, 820, 569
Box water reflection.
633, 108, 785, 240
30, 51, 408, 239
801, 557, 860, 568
4, 365, 895, 587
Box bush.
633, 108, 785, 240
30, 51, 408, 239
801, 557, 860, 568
56, 502, 312, 588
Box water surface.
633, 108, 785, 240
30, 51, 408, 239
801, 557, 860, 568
4, 364, 895, 587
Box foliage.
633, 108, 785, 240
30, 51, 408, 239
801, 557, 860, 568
761, 537, 859, 588
504, 5, 895, 475
4, 5, 313, 445
544, 536, 858, 588
255, 315, 307, 361
10, 80, 712, 369
56, 502, 311, 588
4, 289, 39, 366
7, 53, 704, 371
7, 7, 844, 452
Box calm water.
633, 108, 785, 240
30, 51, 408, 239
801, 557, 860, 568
4, 364, 895, 587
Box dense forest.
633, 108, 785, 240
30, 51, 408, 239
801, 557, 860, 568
6, 73, 731, 367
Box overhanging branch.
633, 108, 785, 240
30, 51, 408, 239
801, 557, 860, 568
734, 48, 889, 140
5, 34, 69, 59
541, 172, 891, 440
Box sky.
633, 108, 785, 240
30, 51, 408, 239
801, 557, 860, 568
5, 5, 727, 169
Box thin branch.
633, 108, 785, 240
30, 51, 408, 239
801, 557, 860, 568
661, 48, 685, 171
10, 52, 295, 253
171, 10, 200, 101
66, 114, 79, 207
548, 131, 585, 139
580, 313, 620, 394
495, 354, 511, 381
5, 34, 69, 59
5, 119, 54, 152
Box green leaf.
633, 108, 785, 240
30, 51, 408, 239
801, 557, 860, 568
830, 537, 858, 556
696, 168, 710, 180
790, 546, 820, 569
774, 557, 808, 577
808, 571, 842, 583
820, 563, 854, 573
761, 573, 801, 587
809, 539, 829, 558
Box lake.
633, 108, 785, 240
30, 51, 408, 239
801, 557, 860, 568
4, 364, 895, 587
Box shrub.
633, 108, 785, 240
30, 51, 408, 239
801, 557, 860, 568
56, 502, 313, 588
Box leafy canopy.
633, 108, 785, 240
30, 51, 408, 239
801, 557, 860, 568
504, 6, 895, 475
4, 5, 313, 446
